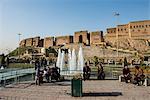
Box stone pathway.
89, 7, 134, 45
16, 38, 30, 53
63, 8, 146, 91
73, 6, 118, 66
0, 80, 150, 100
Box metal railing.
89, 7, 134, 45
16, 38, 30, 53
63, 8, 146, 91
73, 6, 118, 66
0, 68, 35, 87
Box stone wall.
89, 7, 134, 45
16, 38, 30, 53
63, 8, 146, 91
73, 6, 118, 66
20, 39, 26, 47
56, 36, 73, 46
25, 38, 33, 47
74, 31, 90, 45
20, 36, 41, 47
44, 37, 54, 48
32, 37, 40, 47
90, 31, 104, 45
105, 20, 150, 44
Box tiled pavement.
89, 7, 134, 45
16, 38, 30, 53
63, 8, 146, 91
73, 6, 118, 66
0, 80, 150, 100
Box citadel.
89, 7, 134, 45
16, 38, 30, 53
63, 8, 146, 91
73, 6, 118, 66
19, 20, 150, 63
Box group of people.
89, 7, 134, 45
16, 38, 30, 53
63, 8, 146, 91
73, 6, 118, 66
123, 65, 145, 85
35, 59, 60, 85
83, 62, 105, 81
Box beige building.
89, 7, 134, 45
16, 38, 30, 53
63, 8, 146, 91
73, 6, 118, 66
44, 37, 54, 48
55, 36, 73, 46
74, 31, 90, 45
105, 20, 150, 43
90, 31, 104, 45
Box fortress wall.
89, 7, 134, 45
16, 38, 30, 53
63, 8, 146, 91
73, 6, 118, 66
90, 31, 104, 44
20, 39, 26, 47
56, 36, 73, 46
44, 37, 54, 48
25, 38, 33, 47
32, 37, 40, 47
74, 31, 89, 45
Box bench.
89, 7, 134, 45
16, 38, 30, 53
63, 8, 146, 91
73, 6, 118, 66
143, 77, 150, 86
119, 75, 125, 82
119, 75, 150, 86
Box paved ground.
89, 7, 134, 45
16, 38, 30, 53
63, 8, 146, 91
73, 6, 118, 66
0, 80, 150, 100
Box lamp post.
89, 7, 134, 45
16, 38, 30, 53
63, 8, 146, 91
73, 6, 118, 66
18, 33, 21, 59
114, 12, 120, 65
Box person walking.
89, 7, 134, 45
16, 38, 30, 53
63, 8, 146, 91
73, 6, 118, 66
97, 63, 105, 80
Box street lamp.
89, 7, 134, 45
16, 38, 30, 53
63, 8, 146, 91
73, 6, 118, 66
114, 12, 120, 57
18, 33, 21, 59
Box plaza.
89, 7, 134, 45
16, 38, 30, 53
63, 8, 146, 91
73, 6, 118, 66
0, 80, 150, 100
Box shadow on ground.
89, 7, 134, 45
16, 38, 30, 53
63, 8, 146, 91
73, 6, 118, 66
83, 92, 122, 97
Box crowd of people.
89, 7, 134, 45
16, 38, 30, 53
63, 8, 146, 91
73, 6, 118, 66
35, 58, 60, 86
123, 65, 145, 86
34, 57, 147, 86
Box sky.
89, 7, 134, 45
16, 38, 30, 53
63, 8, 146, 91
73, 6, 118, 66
0, 0, 150, 54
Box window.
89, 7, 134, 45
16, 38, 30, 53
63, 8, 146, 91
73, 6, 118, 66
118, 29, 119, 31
121, 29, 123, 31
130, 26, 132, 29
134, 26, 135, 28
146, 25, 147, 27
124, 28, 126, 31
142, 25, 144, 28
136, 25, 138, 28
139, 25, 141, 28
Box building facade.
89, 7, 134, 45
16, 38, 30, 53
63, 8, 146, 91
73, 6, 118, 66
90, 31, 104, 45
105, 20, 150, 43
74, 31, 90, 45
55, 36, 73, 46
44, 37, 54, 48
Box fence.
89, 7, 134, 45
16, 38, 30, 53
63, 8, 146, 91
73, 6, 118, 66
0, 68, 35, 87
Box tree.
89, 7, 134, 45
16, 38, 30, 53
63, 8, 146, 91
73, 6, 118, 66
0, 54, 5, 67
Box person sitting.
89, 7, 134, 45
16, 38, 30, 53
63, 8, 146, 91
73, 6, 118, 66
133, 66, 145, 86
43, 68, 50, 82
51, 65, 60, 81
123, 65, 131, 83
83, 62, 91, 81
97, 63, 105, 80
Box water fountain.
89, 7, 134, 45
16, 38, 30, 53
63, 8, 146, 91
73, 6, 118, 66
68, 49, 72, 74
56, 46, 84, 76
77, 46, 84, 73
71, 48, 77, 74
56, 49, 61, 68
60, 50, 65, 71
